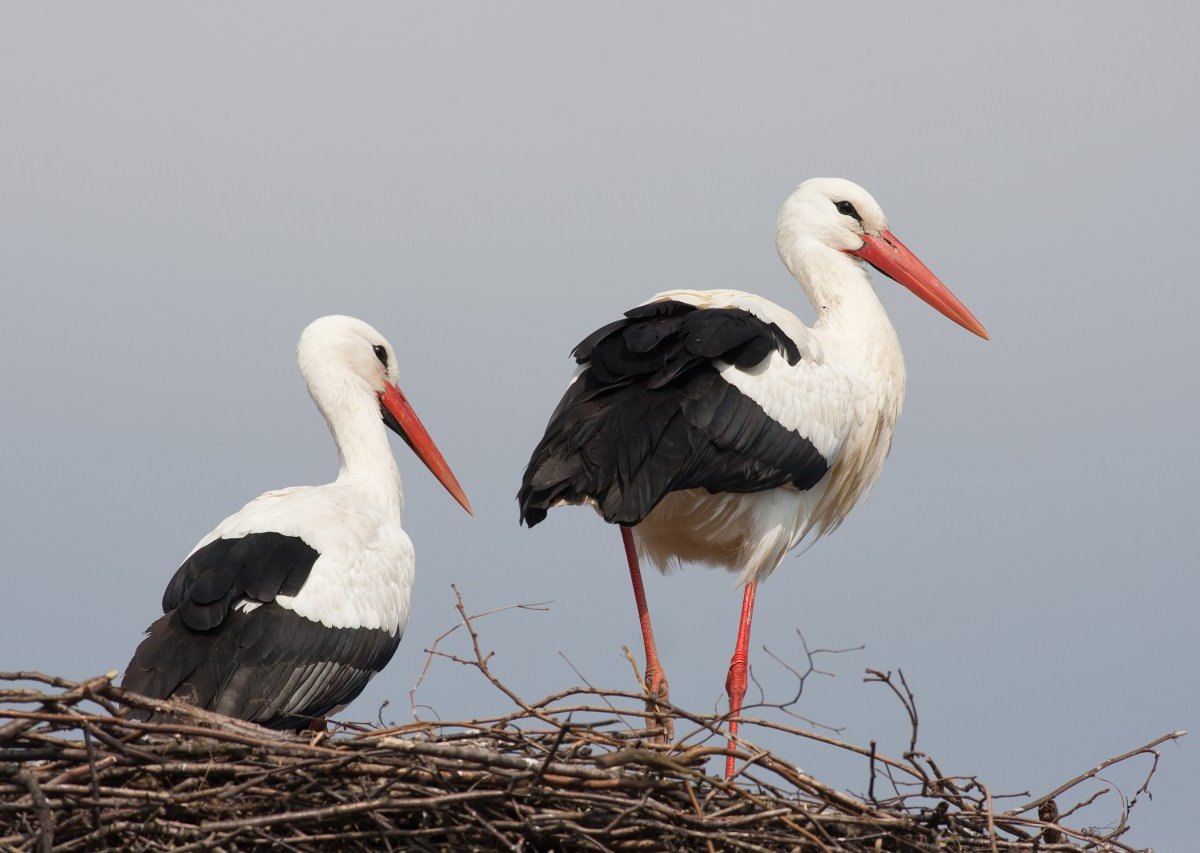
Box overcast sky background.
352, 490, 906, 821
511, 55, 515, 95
2, 4, 1196, 846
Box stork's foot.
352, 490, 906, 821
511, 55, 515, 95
724, 648, 750, 779
307, 716, 329, 745
644, 665, 674, 743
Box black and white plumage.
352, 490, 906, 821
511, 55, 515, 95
521, 299, 827, 530
123, 315, 471, 730
518, 177, 988, 775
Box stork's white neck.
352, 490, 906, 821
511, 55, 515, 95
780, 238, 900, 347
309, 376, 405, 516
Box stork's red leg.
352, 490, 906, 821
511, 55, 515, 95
724, 581, 758, 779
621, 526, 671, 737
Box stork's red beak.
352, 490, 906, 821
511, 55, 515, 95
379, 383, 473, 514
850, 231, 989, 340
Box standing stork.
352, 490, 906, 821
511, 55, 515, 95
123, 315, 472, 730
518, 178, 987, 776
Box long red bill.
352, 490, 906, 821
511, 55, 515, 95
850, 230, 989, 340
379, 383, 473, 514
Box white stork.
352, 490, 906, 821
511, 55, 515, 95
518, 178, 988, 776
123, 315, 471, 729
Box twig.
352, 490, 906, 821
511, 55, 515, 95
863, 668, 918, 754
410, 588, 550, 719
1006, 730, 1186, 816
17, 771, 54, 853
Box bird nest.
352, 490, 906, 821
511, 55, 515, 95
0, 593, 1182, 851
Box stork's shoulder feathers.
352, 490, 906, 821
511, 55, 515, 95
195, 484, 404, 561
647, 289, 855, 464
184, 483, 414, 634
647, 289, 819, 359
518, 292, 853, 531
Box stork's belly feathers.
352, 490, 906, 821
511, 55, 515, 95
634, 486, 822, 585
632, 406, 891, 587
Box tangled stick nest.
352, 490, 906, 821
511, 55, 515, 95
0, 592, 1184, 851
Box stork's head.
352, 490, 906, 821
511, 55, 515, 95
299, 315, 403, 398
298, 315, 473, 513
776, 178, 988, 339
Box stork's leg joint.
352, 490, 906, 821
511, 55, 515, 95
644, 664, 673, 742
724, 582, 758, 779
621, 527, 674, 743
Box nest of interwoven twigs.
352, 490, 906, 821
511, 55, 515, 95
0, 592, 1184, 851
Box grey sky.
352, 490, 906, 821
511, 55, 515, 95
2, 4, 1196, 846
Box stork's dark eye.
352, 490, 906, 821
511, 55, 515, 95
372, 345, 389, 368
835, 200, 863, 223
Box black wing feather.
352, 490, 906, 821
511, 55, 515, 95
123, 533, 400, 730
519, 300, 827, 527
124, 603, 400, 729
163, 533, 317, 622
